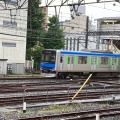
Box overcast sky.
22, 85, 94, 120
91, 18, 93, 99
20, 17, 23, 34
41, 0, 120, 21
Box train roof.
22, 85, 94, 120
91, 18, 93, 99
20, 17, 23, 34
43, 49, 57, 52
43, 49, 120, 57
82, 49, 113, 54
60, 50, 120, 57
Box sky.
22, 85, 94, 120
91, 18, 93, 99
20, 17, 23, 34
41, 0, 120, 22
40, 0, 120, 50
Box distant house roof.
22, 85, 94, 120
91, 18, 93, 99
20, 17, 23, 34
96, 17, 120, 21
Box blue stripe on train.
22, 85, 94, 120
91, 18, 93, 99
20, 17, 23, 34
40, 63, 55, 69
60, 51, 120, 57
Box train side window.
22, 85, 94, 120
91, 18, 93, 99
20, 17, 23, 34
101, 57, 108, 65
60, 56, 63, 63
91, 57, 96, 64
78, 56, 87, 64
112, 58, 116, 64
68, 57, 70, 64
71, 56, 73, 64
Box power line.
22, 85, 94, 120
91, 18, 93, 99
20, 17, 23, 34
40, 0, 116, 7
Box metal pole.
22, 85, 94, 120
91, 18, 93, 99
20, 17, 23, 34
96, 20, 100, 49
86, 87, 87, 99
66, 38, 68, 50
72, 74, 92, 100
22, 85, 26, 113
96, 114, 100, 120
23, 89, 26, 113
77, 38, 79, 51
46, 88, 48, 103
23, 101, 26, 113
85, 16, 89, 49
68, 87, 70, 101
36, 62, 37, 73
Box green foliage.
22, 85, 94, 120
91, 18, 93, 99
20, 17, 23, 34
26, 48, 33, 60
43, 15, 65, 49
27, 0, 45, 48
26, 0, 45, 69
32, 46, 44, 69
26, 2, 65, 70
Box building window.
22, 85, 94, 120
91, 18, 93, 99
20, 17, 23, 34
101, 57, 108, 65
71, 27, 74, 29
7, 64, 12, 69
114, 21, 120, 24
3, 21, 17, 27
5, 0, 18, 6
2, 42, 16, 47
78, 56, 87, 64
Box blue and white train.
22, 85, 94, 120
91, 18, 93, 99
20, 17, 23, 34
40, 49, 120, 78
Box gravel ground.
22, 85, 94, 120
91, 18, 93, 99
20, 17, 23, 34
0, 102, 120, 120
0, 79, 120, 119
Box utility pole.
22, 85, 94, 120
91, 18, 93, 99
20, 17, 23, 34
85, 16, 89, 49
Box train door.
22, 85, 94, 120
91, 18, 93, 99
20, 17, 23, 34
59, 55, 64, 70
91, 56, 97, 71
111, 58, 118, 71
66, 55, 74, 70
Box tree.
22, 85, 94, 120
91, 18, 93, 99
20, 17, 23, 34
32, 46, 44, 70
26, 0, 45, 59
42, 15, 65, 49
26, 0, 45, 71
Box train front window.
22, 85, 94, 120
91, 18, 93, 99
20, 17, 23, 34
41, 50, 56, 63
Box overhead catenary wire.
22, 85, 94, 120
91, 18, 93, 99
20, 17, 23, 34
0, 1, 120, 27
0, 0, 120, 46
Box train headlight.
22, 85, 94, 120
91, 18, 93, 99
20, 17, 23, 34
51, 68, 55, 71
40, 67, 42, 70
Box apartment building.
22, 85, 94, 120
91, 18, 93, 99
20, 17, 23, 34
96, 17, 120, 52
59, 5, 96, 51
60, 13, 88, 51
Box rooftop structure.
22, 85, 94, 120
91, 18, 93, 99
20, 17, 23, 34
96, 17, 120, 53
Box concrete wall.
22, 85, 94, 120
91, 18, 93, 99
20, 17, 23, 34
97, 17, 120, 39
0, 0, 28, 65
96, 17, 120, 50
0, 59, 7, 74
12, 63, 25, 74
61, 14, 87, 34
60, 14, 96, 51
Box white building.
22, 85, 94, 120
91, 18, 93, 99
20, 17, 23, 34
60, 14, 87, 51
96, 17, 120, 53
60, 5, 96, 51
0, 0, 28, 74
60, 13, 96, 51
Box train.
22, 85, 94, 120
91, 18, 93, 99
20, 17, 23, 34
40, 49, 120, 78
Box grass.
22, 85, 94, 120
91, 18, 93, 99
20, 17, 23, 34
0, 74, 41, 78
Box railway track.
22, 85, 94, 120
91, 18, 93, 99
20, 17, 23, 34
0, 77, 120, 120
18, 107, 120, 120
0, 76, 120, 92
0, 90, 120, 106
0, 76, 119, 80
0, 84, 120, 93
0, 77, 120, 106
